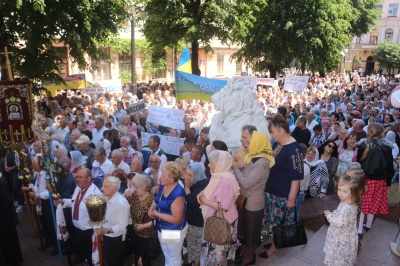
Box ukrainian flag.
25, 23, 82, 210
177, 46, 192, 74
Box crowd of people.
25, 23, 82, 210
1, 70, 400, 266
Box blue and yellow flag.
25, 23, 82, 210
177, 46, 192, 74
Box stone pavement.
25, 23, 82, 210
14, 185, 400, 266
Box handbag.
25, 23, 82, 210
204, 202, 233, 245
235, 194, 247, 209
157, 187, 185, 243
273, 207, 307, 249
146, 220, 162, 259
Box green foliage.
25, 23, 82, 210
373, 42, 400, 75
104, 38, 166, 81
234, 0, 381, 74
1, 0, 129, 83
137, 0, 262, 75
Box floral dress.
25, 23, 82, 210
323, 202, 358, 266
337, 150, 355, 176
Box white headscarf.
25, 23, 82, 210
304, 146, 325, 167
102, 139, 111, 157
70, 151, 87, 172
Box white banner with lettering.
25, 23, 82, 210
100, 79, 122, 93
127, 100, 146, 114
283, 76, 310, 91
141, 133, 185, 156
147, 106, 185, 130
80, 87, 107, 94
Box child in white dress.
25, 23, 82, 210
323, 169, 366, 266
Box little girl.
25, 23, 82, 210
323, 169, 365, 266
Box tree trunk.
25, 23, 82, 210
191, 41, 201, 76
266, 64, 278, 79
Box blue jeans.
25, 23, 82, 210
295, 192, 305, 222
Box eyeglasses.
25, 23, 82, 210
327, 144, 335, 149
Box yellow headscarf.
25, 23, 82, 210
243, 131, 275, 167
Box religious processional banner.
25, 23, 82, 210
0, 80, 35, 146
283, 76, 310, 91
175, 70, 228, 101
141, 132, 185, 156
147, 106, 185, 130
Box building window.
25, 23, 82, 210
385, 28, 394, 42
369, 29, 378, 45
355, 36, 361, 44
217, 53, 224, 74
151, 50, 166, 79
93, 47, 111, 81
388, 3, 398, 17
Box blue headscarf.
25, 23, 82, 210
187, 162, 207, 187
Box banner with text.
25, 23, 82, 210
141, 133, 185, 156
283, 76, 310, 91
147, 106, 185, 130
127, 100, 146, 114
175, 70, 228, 101
100, 79, 122, 93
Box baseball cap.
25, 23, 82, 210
75, 135, 90, 144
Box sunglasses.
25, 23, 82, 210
327, 144, 335, 149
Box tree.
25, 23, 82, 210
137, 0, 261, 75
373, 41, 400, 76
233, 0, 381, 77
0, 0, 129, 82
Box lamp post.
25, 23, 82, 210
130, 6, 146, 96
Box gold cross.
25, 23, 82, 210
2, 130, 9, 138
26, 128, 32, 138
14, 130, 21, 141
0, 47, 14, 80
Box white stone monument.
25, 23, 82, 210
209, 76, 270, 152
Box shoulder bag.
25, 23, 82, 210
204, 202, 233, 245
273, 207, 308, 249
146, 219, 162, 259
158, 187, 185, 243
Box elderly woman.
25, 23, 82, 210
148, 162, 187, 266
318, 140, 339, 195
335, 128, 348, 149
126, 174, 155, 266
304, 147, 329, 198
184, 163, 208, 266
260, 114, 303, 259
118, 114, 132, 136
53, 145, 68, 163
197, 150, 240, 266
232, 126, 273, 265
99, 139, 111, 158
69, 151, 87, 174
121, 145, 133, 166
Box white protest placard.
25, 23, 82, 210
283, 76, 310, 91
127, 100, 146, 114
80, 87, 107, 94
141, 133, 185, 156
100, 79, 122, 93
147, 106, 185, 130
257, 78, 278, 86
237, 76, 258, 91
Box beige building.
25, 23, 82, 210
345, 0, 400, 75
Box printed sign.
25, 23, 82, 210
257, 78, 278, 86
100, 79, 122, 93
147, 106, 185, 130
127, 100, 146, 114
141, 133, 185, 156
80, 87, 107, 94
283, 76, 310, 91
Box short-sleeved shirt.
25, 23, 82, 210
265, 142, 304, 198
155, 184, 187, 231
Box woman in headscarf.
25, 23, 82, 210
304, 147, 329, 198
198, 150, 240, 266
99, 139, 111, 158
184, 162, 208, 266
386, 131, 399, 164
126, 122, 141, 151
85, 119, 95, 132
53, 145, 68, 163
118, 114, 131, 136
69, 151, 87, 174
232, 127, 273, 265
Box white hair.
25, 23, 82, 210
105, 175, 121, 190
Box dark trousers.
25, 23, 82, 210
75, 228, 94, 266
103, 235, 124, 266
11, 171, 24, 205
40, 199, 57, 247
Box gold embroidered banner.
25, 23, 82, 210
0, 80, 34, 146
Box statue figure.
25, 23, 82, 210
209, 77, 270, 152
